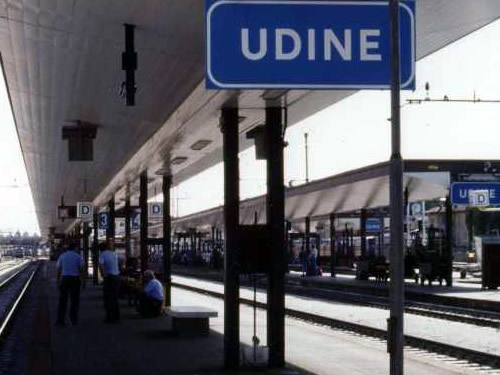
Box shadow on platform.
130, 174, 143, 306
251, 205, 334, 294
42, 261, 315, 375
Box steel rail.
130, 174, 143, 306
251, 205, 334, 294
0, 265, 38, 340
0, 262, 31, 289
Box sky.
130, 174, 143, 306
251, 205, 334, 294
2, 18, 500, 232
173, 19, 500, 217
0, 72, 39, 235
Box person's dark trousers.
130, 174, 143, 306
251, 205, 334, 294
57, 276, 81, 325
138, 293, 162, 318
103, 275, 120, 322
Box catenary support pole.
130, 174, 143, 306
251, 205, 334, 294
389, 0, 405, 375
163, 174, 172, 306
330, 213, 336, 277
221, 106, 240, 369
266, 105, 286, 367
125, 184, 131, 259
140, 171, 148, 276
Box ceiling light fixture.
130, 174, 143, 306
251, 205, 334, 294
190, 139, 212, 151
171, 156, 188, 165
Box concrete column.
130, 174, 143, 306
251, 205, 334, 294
221, 106, 240, 369
107, 197, 115, 244
305, 217, 310, 256
83, 221, 89, 279
163, 174, 172, 306
92, 212, 99, 285
330, 213, 336, 277
360, 209, 367, 257
125, 184, 131, 259
445, 195, 453, 286
266, 106, 285, 367
140, 171, 148, 275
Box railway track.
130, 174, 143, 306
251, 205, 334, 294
173, 268, 500, 328
0, 262, 38, 342
286, 283, 500, 329
172, 279, 500, 372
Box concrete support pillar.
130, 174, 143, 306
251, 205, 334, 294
265, 106, 285, 368
221, 106, 240, 369
360, 209, 367, 257
107, 197, 115, 245
305, 217, 310, 256
83, 221, 89, 279
125, 184, 131, 259
92, 212, 99, 285
445, 195, 453, 287
140, 171, 148, 275
163, 174, 172, 306
330, 213, 336, 277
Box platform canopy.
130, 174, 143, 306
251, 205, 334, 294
1, 0, 500, 236
170, 160, 452, 232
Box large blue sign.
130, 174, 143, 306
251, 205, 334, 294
206, 0, 415, 89
451, 182, 500, 205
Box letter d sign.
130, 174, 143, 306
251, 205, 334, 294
149, 202, 163, 217
77, 201, 93, 220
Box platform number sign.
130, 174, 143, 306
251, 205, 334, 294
131, 212, 140, 230
469, 190, 490, 207
149, 202, 163, 217
77, 202, 93, 221
98, 213, 109, 230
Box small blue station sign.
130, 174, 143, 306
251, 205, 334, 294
451, 182, 500, 206
366, 218, 382, 233
205, 0, 415, 90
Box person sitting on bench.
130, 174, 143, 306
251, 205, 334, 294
138, 270, 164, 317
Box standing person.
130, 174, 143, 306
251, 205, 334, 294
56, 241, 84, 326
98, 240, 120, 323
137, 270, 164, 317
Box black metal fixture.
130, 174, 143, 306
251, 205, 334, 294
57, 196, 76, 222
171, 156, 188, 165
62, 121, 98, 161
246, 125, 267, 160
122, 24, 137, 106
190, 139, 212, 151
155, 166, 171, 176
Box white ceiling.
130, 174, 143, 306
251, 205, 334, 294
0, 0, 499, 237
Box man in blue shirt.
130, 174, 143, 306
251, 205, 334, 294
56, 241, 84, 326
138, 270, 164, 317
98, 240, 121, 323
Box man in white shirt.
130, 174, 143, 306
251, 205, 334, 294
138, 270, 164, 317
56, 241, 84, 326
98, 240, 121, 323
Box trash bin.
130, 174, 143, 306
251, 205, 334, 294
480, 236, 500, 289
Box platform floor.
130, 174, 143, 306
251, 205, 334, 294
45, 262, 306, 375
38, 261, 494, 375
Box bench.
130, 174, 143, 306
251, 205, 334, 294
164, 306, 218, 337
